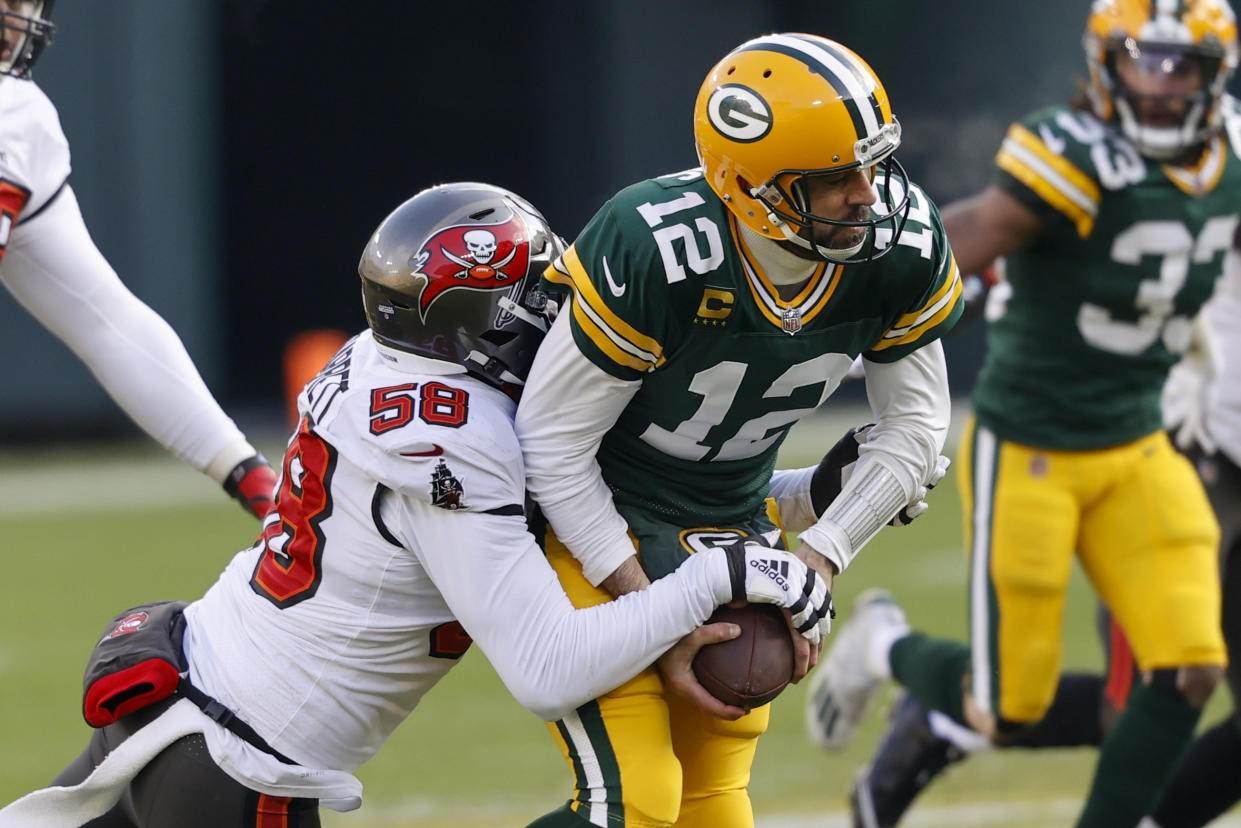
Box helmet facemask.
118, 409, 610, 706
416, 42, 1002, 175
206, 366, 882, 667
1083, 0, 1240, 162
457, 252, 560, 390
1106, 41, 1226, 159
0, 1, 54, 79
751, 137, 911, 264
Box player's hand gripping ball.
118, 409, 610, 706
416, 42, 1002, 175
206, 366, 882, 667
691, 603, 795, 709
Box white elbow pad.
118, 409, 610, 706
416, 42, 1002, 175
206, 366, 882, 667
797, 454, 908, 573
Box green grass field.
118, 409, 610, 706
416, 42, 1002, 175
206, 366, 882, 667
0, 409, 1234, 827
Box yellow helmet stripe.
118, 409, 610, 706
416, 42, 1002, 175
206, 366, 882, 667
547, 247, 665, 371
738, 34, 882, 142
872, 257, 962, 350
996, 125, 1099, 238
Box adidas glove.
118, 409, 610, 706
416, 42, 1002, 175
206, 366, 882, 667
716, 537, 834, 644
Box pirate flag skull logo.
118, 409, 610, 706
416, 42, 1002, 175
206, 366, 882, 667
408, 216, 531, 321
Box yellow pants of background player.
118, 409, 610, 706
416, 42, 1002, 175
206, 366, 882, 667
543, 533, 768, 828
959, 419, 1225, 725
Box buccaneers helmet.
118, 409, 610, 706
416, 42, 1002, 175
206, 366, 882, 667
0, 1, 54, 79
1084, 0, 1239, 159
359, 182, 563, 391
693, 32, 909, 264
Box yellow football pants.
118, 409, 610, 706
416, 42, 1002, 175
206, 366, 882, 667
543, 533, 768, 828
959, 419, 1224, 724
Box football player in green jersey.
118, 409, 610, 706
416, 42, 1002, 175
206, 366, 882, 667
807, 2, 1238, 826
515, 32, 963, 828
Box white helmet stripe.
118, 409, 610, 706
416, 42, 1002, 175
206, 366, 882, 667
758, 33, 882, 138
790, 33, 887, 128
1155, 0, 1183, 18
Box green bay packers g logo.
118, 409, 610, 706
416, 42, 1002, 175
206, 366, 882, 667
707, 84, 772, 143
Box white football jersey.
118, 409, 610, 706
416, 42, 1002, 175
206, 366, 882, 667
1207, 254, 1241, 467
0, 79, 69, 248
184, 333, 728, 775
0, 79, 254, 475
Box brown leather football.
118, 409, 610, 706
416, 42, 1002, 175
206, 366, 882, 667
691, 603, 794, 709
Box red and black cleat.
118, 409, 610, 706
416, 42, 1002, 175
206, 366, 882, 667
223, 454, 278, 519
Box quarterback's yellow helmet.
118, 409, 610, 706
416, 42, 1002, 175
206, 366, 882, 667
1084, 0, 1239, 159
693, 33, 909, 263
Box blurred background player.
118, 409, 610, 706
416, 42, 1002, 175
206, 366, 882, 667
0, 182, 834, 827
822, 253, 1241, 828
516, 32, 960, 828
1143, 247, 1241, 828
807, 2, 1240, 826
0, 1, 275, 518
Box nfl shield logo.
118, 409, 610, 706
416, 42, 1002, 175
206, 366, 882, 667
781, 307, 802, 335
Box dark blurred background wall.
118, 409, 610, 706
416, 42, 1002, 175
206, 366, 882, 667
0, 1, 1090, 442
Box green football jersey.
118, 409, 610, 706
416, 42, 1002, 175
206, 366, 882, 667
975, 102, 1241, 450
544, 168, 962, 526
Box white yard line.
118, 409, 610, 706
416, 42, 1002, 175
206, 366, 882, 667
0, 456, 221, 516
0, 400, 969, 519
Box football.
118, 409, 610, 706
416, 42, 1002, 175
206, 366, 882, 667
691, 603, 795, 709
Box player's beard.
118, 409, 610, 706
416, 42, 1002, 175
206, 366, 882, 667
811, 206, 872, 253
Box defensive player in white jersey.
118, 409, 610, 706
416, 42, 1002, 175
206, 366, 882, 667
0, 1, 276, 518
0, 182, 835, 827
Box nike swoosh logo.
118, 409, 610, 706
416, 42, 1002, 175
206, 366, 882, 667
401, 445, 444, 457
602, 256, 626, 297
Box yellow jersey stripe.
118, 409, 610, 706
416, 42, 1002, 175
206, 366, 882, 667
731, 219, 790, 328
559, 246, 665, 367
800, 264, 843, 324
891, 253, 959, 329
1164, 134, 1226, 196
742, 270, 785, 328
996, 126, 1099, 238
1007, 125, 1100, 204
731, 216, 838, 327
872, 260, 963, 351
545, 265, 660, 372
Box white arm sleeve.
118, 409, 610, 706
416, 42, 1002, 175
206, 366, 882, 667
798, 340, 951, 571
766, 465, 818, 533
515, 312, 644, 586
397, 495, 729, 721
0, 187, 252, 477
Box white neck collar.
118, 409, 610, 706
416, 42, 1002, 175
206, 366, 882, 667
737, 223, 819, 286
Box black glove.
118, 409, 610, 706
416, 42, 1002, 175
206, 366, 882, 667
809, 424, 873, 516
